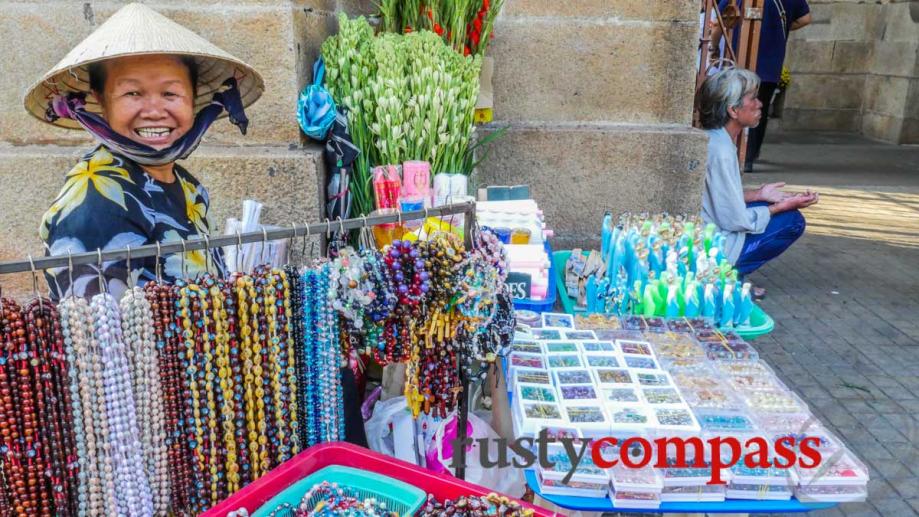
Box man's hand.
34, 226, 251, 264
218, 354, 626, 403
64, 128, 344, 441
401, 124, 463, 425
769, 191, 819, 214
757, 182, 793, 203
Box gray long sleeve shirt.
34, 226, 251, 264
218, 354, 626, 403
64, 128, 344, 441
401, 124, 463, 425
701, 128, 771, 264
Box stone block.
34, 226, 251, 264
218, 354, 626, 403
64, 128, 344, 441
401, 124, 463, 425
477, 123, 707, 250
869, 40, 919, 78
292, 4, 341, 93
830, 41, 871, 74
863, 75, 910, 117
785, 41, 835, 73
784, 73, 864, 110
904, 79, 919, 121
502, 0, 697, 22
880, 2, 919, 42
0, 143, 323, 297
827, 2, 882, 42
0, 2, 303, 147
861, 112, 904, 144
490, 18, 698, 125
772, 108, 861, 132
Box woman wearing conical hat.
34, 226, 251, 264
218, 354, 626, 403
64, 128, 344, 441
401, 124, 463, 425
26, 3, 263, 298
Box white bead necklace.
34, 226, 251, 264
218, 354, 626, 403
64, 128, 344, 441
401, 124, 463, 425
93, 292, 154, 516
121, 287, 171, 514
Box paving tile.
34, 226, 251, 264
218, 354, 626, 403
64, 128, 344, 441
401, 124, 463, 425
872, 497, 918, 516
887, 477, 919, 499
841, 501, 881, 517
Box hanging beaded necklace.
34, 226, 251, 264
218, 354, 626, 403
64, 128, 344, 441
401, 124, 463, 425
121, 287, 172, 514
145, 281, 195, 514
91, 292, 153, 516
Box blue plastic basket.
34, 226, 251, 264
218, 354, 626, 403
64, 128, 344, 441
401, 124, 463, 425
252, 465, 426, 517
551, 250, 774, 339
512, 241, 557, 314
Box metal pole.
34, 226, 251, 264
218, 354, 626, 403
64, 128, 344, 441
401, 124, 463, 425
454, 203, 476, 481
0, 202, 475, 275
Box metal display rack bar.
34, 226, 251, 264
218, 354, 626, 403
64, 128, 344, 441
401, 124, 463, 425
0, 200, 477, 480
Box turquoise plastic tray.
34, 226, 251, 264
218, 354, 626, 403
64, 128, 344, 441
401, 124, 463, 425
552, 250, 774, 339
252, 465, 426, 516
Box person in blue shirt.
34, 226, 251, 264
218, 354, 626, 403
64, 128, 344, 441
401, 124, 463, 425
712, 0, 812, 172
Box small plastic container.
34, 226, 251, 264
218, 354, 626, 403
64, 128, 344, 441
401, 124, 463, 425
562, 404, 611, 438
725, 482, 794, 501
730, 462, 793, 485
611, 490, 661, 509
607, 404, 653, 432
661, 484, 725, 503
728, 372, 787, 392
541, 312, 575, 329
703, 340, 759, 362
562, 330, 598, 341
517, 383, 561, 404
661, 356, 709, 371
624, 355, 660, 370
510, 342, 543, 355
660, 458, 731, 487
585, 354, 622, 368
531, 328, 563, 340
553, 368, 594, 386
683, 386, 745, 412
542, 340, 580, 354
642, 387, 686, 406
574, 314, 622, 330
652, 406, 701, 434
541, 443, 609, 481
509, 352, 546, 372
592, 368, 636, 387
616, 340, 655, 357
579, 341, 617, 354
794, 484, 867, 503
536, 470, 608, 499
672, 369, 721, 390
634, 370, 673, 387
695, 409, 757, 434
609, 463, 663, 493
654, 340, 705, 362
643, 317, 667, 333
515, 402, 566, 435
715, 360, 774, 377
743, 388, 808, 414
621, 315, 648, 331
666, 318, 695, 333
792, 450, 869, 487
603, 387, 643, 404
558, 384, 601, 404
511, 368, 552, 392
546, 353, 584, 369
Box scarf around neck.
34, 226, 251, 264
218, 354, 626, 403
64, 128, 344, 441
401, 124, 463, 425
46, 77, 249, 166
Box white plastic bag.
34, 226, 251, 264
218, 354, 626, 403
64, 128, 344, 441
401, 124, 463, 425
426, 411, 524, 495
364, 396, 419, 465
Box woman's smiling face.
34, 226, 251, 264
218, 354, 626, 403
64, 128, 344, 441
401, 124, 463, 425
96, 55, 195, 150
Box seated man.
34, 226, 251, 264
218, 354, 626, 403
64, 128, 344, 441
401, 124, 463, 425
698, 68, 818, 294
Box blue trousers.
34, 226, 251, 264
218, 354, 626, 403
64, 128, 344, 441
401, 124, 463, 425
735, 202, 805, 276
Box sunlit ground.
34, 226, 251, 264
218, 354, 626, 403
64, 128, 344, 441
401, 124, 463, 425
762, 185, 919, 248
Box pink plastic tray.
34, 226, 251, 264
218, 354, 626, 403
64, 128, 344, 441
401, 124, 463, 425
202, 442, 560, 516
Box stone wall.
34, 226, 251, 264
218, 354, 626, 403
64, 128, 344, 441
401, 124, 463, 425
0, 0, 706, 293
478, 0, 707, 249
782, 0, 919, 143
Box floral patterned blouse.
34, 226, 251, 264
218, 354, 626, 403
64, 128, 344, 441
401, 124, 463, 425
41, 145, 224, 299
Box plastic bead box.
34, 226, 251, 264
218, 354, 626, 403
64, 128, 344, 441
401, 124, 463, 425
624, 355, 660, 370
562, 404, 610, 437
516, 383, 560, 404
653, 407, 701, 433
562, 330, 598, 341
642, 387, 686, 406
617, 340, 655, 357
546, 353, 584, 369
509, 352, 546, 372
635, 370, 673, 387
795, 485, 867, 503
511, 369, 552, 390
743, 388, 808, 414
542, 341, 580, 354
603, 387, 642, 404
611, 490, 661, 509
609, 463, 663, 493
726, 483, 793, 501
579, 341, 617, 353
559, 384, 600, 403
592, 368, 636, 387
536, 472, 608, 499
661, 484, 726, 503
585, 354, 622, 368
703, 341, 759, 362
510, 342, 543, 355
552, 368, 594, 386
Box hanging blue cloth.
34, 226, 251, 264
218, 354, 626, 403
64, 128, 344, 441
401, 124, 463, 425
298, 58, 338, 141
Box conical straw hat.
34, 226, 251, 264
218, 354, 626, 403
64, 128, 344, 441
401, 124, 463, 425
24, 2, 265, 129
